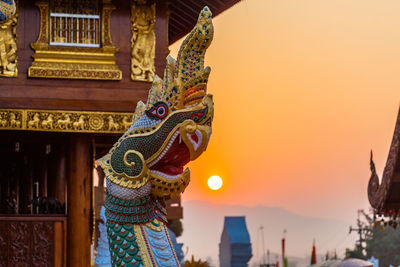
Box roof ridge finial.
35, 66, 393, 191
370, 150, 376, 174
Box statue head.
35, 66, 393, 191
99, 7, 214, 199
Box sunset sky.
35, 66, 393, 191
170, 0, 400, 222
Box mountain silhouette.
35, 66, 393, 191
179, 200, 357, 266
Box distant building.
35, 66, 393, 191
219, 216, 253, 267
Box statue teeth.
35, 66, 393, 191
148, 131, 179, 167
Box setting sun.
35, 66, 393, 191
207, 175, 223, 190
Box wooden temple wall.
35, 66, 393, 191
0, 216, 67, 266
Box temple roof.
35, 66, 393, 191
223, 216, 251, 244
219, 216, 252, 266
368, 107, 400, 214
168, 0, 240, 45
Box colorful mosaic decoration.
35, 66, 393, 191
0, 0, 15, 24
97, 7, 214, 267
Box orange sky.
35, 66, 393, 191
170, 0, 400, 221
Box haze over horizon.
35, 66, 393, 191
170, 0, 400, 223
179, 200, 357, 266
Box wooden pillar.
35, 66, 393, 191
94, 166, 105, 249
55, 144, 66, 203
67, 135, 92, 267
155, 0, 168, 76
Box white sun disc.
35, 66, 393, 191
208, 175, 223, 190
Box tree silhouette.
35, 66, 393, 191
346, 210, 400, 266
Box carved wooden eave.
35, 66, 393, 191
368, 107, 400, 215
168, 0, 240, 44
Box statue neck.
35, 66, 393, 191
104, 191, 167, 224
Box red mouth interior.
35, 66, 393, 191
151, 134, 190, 176
190, 133, 199, 143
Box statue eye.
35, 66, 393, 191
147, 102, 168, 119
157, 106, 166, 117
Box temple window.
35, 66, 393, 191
28, 0, 122, 80
49, 0, 101, 48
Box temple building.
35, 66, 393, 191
219, 216, 253, 267
0, 0, 239, 266
368, 107, 400, 217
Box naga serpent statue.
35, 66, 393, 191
98, 7, 214, 266
0, 0, 16, 24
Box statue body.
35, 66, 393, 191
98, 7, 214, 266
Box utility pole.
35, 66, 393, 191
259, 226, 277, 267
260, 226, 266, 265
260, 254, 277, 267
349, 209, 371, 255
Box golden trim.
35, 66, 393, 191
0, 109, 133, 133
163, 225, 180, 263
115, 149, 148, 179
134, 224, 156, 267
150, 168, 190, 198
123, 150, 137, 167
97, 154, 150, 189
102, 0, 114, 47
145, 219, 163, 232
28, 0, 122, 80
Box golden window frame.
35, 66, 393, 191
28, 0, 122, 80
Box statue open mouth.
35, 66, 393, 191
148, 127, 205, 179
149, 131, 190, 178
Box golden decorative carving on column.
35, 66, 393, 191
130, 0, 155, 82
0, 4, 17, 78
28, 0, 122, 80
102, 0, 115, 47
0, 109, 133, 133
